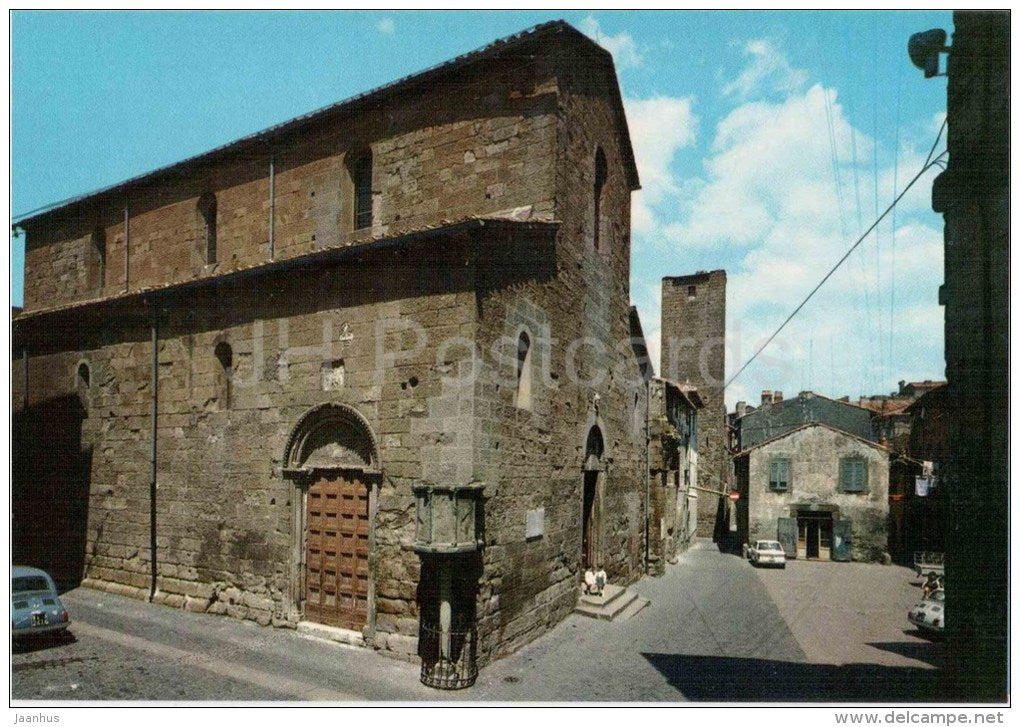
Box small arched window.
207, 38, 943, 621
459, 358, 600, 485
197, 192, 218, 264
585, 425, 605, 461
351, 151, 373, 230
214, 341, 233, 408
91, 227, 106, 290
593, 147, 607, 252
77, 362, 91, 389
515, 331, 532, 410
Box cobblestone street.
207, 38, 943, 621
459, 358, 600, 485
12, 541, 945, 703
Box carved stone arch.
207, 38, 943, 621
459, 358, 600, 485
74, 358, 92, 410
581, 405, 610, 471
282, 402, 380, 475
74, 358, 91, 389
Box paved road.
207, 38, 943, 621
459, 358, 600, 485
12, 540, 945, 703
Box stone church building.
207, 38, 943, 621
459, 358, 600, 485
12, 21, 652, 678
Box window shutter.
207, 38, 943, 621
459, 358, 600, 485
832, 519, 853, 561
776, 517, 797, 557
769, 459, 790, 492
840, 459, 866, 493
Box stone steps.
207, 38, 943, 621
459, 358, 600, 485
575, 584, 650, 622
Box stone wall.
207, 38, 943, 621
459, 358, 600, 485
742, 425, 889, 562
22, 53, 558, 313
937, 10, 1009, 701
660, 270, 727, 537
16, 237, 482, 657
647, 379, 698, 574
14, 25, 648, 670
466, 42, 646, 664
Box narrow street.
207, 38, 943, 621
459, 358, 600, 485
12, 541, 945, 703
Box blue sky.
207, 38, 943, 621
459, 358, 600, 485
10, 10, 952, 407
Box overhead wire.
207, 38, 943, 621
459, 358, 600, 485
725, 149, 947, 391
872, 16, 885, 381
842, 27, 877, 382
824, 84, 873, 391
823, 85, 868, 392
925, 117, 949, 167
889, 47, 903, 386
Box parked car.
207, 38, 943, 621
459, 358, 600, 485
12, 566, 70, 640
907, 588, 945, 634
748, 540, 787, 568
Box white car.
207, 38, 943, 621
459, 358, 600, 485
908, 588, 945, 634
748, 540, 787, 568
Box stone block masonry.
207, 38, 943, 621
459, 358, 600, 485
660, 270, 727, 538
936, 11, 1008, 701
13, 21, 648, 670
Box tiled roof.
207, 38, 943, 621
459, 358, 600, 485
734, 422, 891, 456
738, 391, 876, 450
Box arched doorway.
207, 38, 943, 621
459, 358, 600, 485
283, 404, 380, 632
582, 425, 605, 569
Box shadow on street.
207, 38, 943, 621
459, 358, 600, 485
12, 629, 79, 655
868, 638, 946, 668
642, 652, 947, 702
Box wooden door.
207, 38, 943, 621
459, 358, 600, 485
305, 473, 369, 630
806, 521, 820, 558
832, 518, 853, 561
797, 519, 808, 558
777, 517, 797, 558
582, 471, 597, 568
819, 518, 833, 560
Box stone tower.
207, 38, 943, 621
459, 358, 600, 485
661, 270, 727, 538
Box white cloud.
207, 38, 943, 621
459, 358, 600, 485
580, 16, 643, 70
623, 95, 698, 237
376, 18, 395, 35
723, 38, 808, 100
629, 38, 945, 408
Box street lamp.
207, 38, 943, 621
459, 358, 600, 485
908, 28, 949, 79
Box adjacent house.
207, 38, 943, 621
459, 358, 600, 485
851, 379, 945, 556
901, 383, 948, 554
733, 391, 890, 562
12, 21, 651, 682
734, 423, 891, 562
647, 378, 703, 574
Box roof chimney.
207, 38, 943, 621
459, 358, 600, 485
736, 401, 747, 417
761, 390, 773, 406
773, 391, 783, 403
899, 379, 907, 394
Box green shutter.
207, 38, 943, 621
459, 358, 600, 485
833, 519, 853, 561
840, 459, 867, 493
777, 517, 797, 557
769, 458, 790, 492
